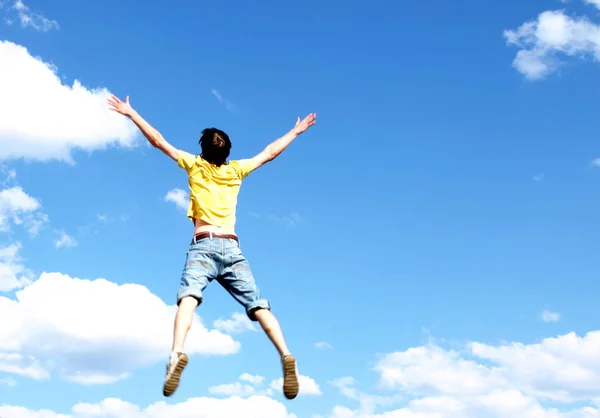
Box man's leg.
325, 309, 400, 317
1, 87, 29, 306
253, 308, 299, 400
163, 296, 197, 397
164, 242, 215, 397
172, 296, 199, 352
218, 240, 299, 400
253, 308, 290, 357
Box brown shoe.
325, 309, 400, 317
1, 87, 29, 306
163, 352, 189, 397
281, 354, 299, 400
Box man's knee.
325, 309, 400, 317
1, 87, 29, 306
248, 302, 271, 321
177, 295, 200, 309
250, 307, 267, 320
177, 285, 203, 307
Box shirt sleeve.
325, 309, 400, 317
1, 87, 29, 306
233, 159, 256, 180
177, 151, 197, 173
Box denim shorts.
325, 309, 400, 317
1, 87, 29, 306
177, 235, 270, 321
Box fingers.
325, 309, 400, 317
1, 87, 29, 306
302, 113, 317, 125
107, 96, 120, 107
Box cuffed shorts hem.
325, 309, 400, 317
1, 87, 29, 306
177, 287, 203, 306
246, 299, 271, 321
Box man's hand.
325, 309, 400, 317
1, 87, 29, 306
107, 95, 134, 117
293, 113, 317, 135
242, 112, 318, 172
107, 94, 179, 162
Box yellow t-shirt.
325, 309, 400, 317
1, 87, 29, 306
177, 151, 255, 233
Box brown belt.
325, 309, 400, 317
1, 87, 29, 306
191, 232, 239, 244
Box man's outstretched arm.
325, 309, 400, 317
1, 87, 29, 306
243, 113, 317, 171
108, 95, 179, 162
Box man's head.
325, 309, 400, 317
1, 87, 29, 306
199, 128, 231, 167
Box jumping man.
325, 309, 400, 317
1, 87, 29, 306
107, 95, 317, 400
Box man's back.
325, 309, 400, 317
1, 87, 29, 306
177, 151, 254, 234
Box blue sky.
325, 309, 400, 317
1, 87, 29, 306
2, 0, 600, 417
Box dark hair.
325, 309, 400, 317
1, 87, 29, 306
199, 128, 231, 167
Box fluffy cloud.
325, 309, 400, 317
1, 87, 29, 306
0, 272, 240, 384
330, 377, 401, 413
165, 188, 189, 211
240, 373, 266, 385
213, 312, 258, 334
504, 8, 600, 79
585, 0, 600, 10
0, 241, 33, 291
0, 396, 296, 418
322, 330, 600, 417
207, 374, 267, 400
0, 185, 47, 234
209, 381, 263, 397
54, 229, 77, 248
0, 40, 138, 163
209, 372, 321, 399
2, 0, 59, 31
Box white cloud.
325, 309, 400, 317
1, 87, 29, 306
322, 330, 600, 417
270, 375, 322, 396
240, 373, 266, 385
585, 0, 600, 10
54, 230, 77, 248
0, 178, 51, 237
469, 332, 600, 402
209, 371, 320, 400
1, 167, 17, 186
504, 9, 600, 80
0, 272, 240, 384
213, 312, 258, 334
0, 396, 296, 418
0, 40, 138, 163
3, 0, 59, 31
209, 381, 259, 397
0, 351, 48, 379
591, 158, 600, 168
0, 186, 42, 231
0, 241, 33, 291
209, 373, 271, 398
541, 309, 561, 322
314, 342, 333, 350
330, 376, 401, 414
533, 173, 544, 182
165, 188, 189, 211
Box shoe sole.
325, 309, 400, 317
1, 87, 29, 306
283, 356, 299, 400
163, 353, 189, 397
